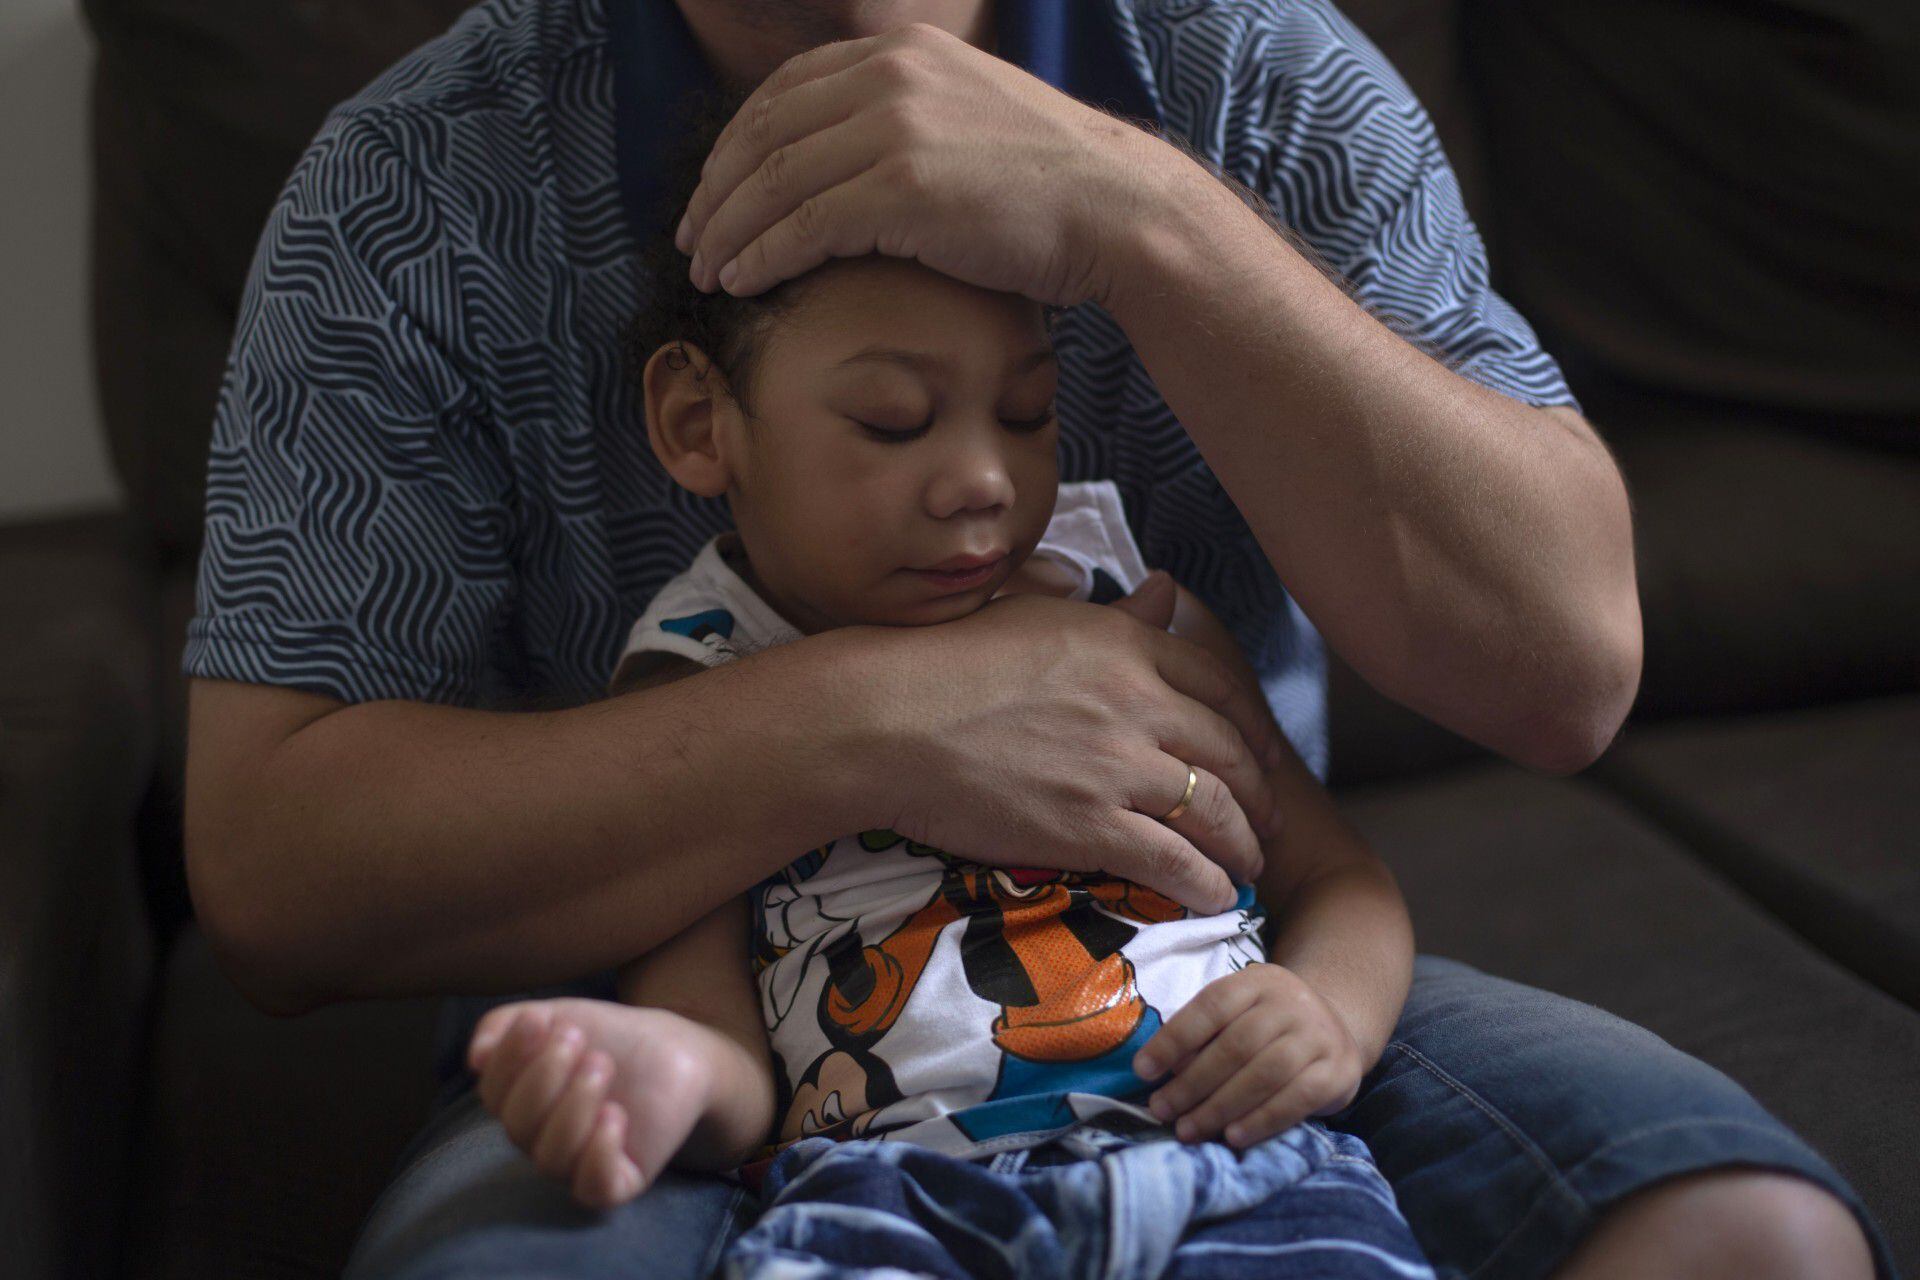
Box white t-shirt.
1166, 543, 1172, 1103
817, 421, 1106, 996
614, 481, 1268, 1163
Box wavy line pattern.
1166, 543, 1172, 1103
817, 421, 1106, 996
185, 0, 1576, 782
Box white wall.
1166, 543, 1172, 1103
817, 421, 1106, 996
0, 0, 121, 522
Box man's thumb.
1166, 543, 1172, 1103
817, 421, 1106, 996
1110, 569, 1176, 630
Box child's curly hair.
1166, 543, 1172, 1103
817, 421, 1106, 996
621, 90, 805, 417
622, 90, 1065, 420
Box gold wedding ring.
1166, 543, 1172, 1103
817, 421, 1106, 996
1160, 764, 1198, 822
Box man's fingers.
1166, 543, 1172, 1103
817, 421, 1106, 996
680, 62, 872, 262
1104, 811, 1238, 915
712, 168, 905, 298
1146, 628, 1286, 778
1139, 759, 1263, 891
1107, 569, 1177, 630
688, 118, 881, 293
1153, 700, 1280, 846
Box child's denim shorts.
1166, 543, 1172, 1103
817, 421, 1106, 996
354, 957, 1897, 1280
721, 1119, 1434, 1280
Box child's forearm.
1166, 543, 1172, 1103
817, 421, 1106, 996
667, 1013, 780, 1171
616, 895, 780, 1170
1166, 577, 1415, 1068
1262, 859, 1413, 1068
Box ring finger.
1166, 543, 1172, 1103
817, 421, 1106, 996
1139, 755, 1263, 888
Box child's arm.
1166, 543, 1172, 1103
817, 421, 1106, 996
467, 894, 778, 1208
1129, 577, 1415, 1147
615, 895, 779, 1172
465, 655, 778, 1207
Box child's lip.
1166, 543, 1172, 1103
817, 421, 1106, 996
920, 550, 1007, 573
909, 553, 1007, 593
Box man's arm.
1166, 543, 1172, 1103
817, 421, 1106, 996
185, 639, 875, 1017
186, 589, 1287, 1017
1102, 154, 1642, 776
672, 24, 1641, 775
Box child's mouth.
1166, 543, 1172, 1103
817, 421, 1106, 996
910, 554, 1006, 594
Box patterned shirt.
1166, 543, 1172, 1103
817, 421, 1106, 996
184, 0, 1574, 787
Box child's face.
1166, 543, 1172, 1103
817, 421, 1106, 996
708, 257, 1061, 633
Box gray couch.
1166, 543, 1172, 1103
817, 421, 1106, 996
5, 1, 1915, 1276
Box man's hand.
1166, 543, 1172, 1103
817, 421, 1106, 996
673, 22, 1163, 306
839, 573, 1284, 916
1131, 963, 1366, 1148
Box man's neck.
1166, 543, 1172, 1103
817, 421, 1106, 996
670, 0, 995, 91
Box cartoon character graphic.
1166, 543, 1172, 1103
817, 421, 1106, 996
771, 830, 1193, 1144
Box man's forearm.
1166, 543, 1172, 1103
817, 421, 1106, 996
190, 633, 875, 1014
1099, 142, 1641, 772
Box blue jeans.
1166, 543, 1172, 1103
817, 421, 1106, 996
342, 958, 1897, 1280
721, 1121, 1432, 1279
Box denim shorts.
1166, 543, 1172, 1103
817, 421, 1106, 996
721, 1120, 1432, 1279
344, 956, 1897, 1280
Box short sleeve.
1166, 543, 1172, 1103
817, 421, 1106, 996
183, 110, 517, 706
1135, 0, 1578, 410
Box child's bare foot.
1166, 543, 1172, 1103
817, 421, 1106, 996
467, 997, 719, 1209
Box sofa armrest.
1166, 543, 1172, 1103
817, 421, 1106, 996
0, 512, 162, 1279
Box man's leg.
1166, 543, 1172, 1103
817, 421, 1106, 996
343, 1084, 755, 1279
1330, 957, 1893, 1280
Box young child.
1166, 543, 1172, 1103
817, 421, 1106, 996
463, 103, 1432, 1279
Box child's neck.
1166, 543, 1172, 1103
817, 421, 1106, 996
723, 535, 837, 638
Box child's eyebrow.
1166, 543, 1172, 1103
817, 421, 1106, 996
832, 345, 1058, 377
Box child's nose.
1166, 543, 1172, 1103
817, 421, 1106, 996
924, 442, 1016, 520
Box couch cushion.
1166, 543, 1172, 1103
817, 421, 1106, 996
1462, 0, 1920, 430
122, 926, 445, 1280
1328, 403, 1920, 784
1604, 404, 1920, 719
1594, 696, 1920, 1009
1337, 762, 1920, 1267
0, 512, 159, 1280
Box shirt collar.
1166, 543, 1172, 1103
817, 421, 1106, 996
610, 0, 1161, 237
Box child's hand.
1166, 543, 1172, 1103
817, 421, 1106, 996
1131, 963, 1364, 1149
467, 998, 726, 1210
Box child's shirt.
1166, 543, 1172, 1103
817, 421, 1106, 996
612, 481, 1269, 1162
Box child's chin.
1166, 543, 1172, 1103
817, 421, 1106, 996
874, 590, 994, 628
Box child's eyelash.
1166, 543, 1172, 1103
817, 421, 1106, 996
854, 417, 935, 443
853, 408, 1057, 444
1003, 408, 1057, 433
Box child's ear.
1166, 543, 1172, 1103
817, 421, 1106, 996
642, 341, 736, 498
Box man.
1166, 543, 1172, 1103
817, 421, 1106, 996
182, 0, 1884, 1276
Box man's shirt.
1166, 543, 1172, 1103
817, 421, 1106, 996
184, 0, 1576, 782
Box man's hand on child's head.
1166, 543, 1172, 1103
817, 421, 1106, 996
1130, 963, 1365, 1149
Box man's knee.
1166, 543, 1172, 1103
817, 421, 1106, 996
1563, 1171, 1874, 1280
